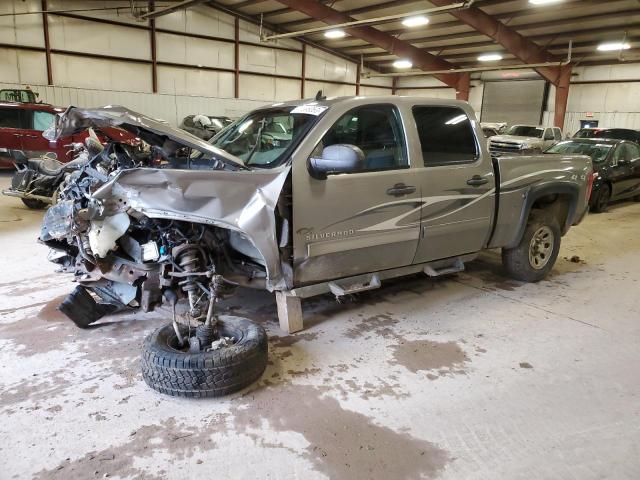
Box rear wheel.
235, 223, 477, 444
502, 210, 561, 283
141, 316, 268, 398
591, 184, 610, 213
21, 198, 47, 209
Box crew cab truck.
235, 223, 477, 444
279, 98, 592, 331
42, 98, 593, 398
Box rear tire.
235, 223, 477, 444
21, 198, 47, 209
502, 210, 561, 283
591, 184, 610, 213
141, 316, 268, 398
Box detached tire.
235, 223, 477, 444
21, 198, 47, 209
502, 210, 561, 283
141, 316, 268, 398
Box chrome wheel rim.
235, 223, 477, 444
529, 226, 554, 270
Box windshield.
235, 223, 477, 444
207, 107, 322, 168
545, 140, 613, 163
505, 125, 543, 138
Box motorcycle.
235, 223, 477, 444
2, 131, 103, 209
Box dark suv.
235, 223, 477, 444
573, 128, 640, 144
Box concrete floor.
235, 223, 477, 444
0, 172, 639, 480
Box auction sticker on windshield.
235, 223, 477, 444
291, 105, 329, 116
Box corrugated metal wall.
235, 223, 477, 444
0, 1, 393, 125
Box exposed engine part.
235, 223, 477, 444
172, 244, 209, 319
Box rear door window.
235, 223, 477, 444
412, 106, 477, 166
0, 107, 23, 129
553, 128, 562, 140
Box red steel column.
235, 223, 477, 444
355, 61, 361, 95
149, 1, 157, 93
41, 0, 53, 85
300, 43, 306, 99
234, 17, 240, 99
554, 65, 572, 130
456, 73, 470, 101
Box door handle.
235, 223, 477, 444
386, 183, 416, 197
467, 175, 488, 186
24, 134, 39, 139
13, 133, 22, 138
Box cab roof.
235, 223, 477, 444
0, 101, 63, 113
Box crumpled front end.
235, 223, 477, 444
40, 105, 293, 328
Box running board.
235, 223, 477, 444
423, 259, 465, 277
289, 254, 476, 299
328, 274, 381, 297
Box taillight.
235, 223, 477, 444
586, 171, 597, 201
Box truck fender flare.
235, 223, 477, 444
507, 182, 580, 249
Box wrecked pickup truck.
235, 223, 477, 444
39, 98, 593, 398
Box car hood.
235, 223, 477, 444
491, 135, 542, 144
45, 105, 244, 167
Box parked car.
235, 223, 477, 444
482, 126, 500, 138
481, 122, 507, 134
545, 138, 640, 212
489, 124, 562, 155
572, 127, 640, 144
179, 114, 233, 140
0, 101, 135, 169
40, 99, 592, 398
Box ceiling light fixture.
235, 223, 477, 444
324, 29, 346, 39
529, 0, 563, 5
597, 42, 631, 52
393, 59, 413, 69
402, 15, 429, 28
478, 53, 503, 62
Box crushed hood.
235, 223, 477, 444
46, 105, 243, 166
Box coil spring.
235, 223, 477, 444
175, 246, 201, 295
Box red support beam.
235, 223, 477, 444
149, 1, 157, 93
429, 0, 571, 126
41, 0, 52, 85
554, 65, 572, 130
273, 0, 465, 90
355, 61, 361, 96
300, 43, 306, 99
456, 73, 470, 101
234, 16, 240, 99
429, 0, 566, 85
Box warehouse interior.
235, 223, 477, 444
1, 1, 639, 479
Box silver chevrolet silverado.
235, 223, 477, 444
489, 124, 563, 155
39, 97, 593, 397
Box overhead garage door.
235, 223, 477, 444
480, 79, 547, 126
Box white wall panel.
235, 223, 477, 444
239, 75, 301, 102
239, 44, 301, 77
0, 81, 269, 126
157, 65, 234, 98
395, 88, 456, 100
51, 54, 151, 92
238, 20, 301, 51
156, 32, 234, 69
359, 86, 391, 96
48, 15, 150, 60
0, 1, 43, 47
360, 68, 393, 88
156, 5, 234, 39
306, 47, 356, 84
0, 48, 48, 84
304, 80, 355, 99
47, 1, 149, 26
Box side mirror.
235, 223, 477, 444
307, 144, 366, 180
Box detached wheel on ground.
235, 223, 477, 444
141, 316, 268, 398
591, 184, 610, 213
502, 210, 561, 283
21, 198, 47, 209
